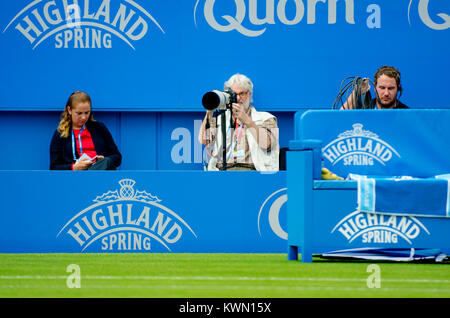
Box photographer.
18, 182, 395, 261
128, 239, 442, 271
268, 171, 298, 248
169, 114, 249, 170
198, 74, 279, 171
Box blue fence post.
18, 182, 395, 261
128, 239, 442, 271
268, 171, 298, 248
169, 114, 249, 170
287, 148, 314, 263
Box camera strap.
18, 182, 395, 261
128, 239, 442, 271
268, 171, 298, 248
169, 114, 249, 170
228, 120, 244, 159
208, 111, 244, 163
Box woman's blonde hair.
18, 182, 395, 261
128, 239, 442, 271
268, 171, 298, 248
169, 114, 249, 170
57, 91, 95, 137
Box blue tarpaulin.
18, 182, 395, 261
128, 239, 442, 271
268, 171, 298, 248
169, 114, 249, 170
321, 248, 448, 262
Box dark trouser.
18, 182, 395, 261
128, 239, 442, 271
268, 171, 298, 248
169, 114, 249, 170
226, 166, 255, 171
217, 163, 256, 171
88, 157, 116, 170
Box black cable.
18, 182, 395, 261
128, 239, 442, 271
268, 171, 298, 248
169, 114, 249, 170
332, 76, 355, 109
332, 76, 376, 110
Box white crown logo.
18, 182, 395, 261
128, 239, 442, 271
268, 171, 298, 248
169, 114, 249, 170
94, 179, 161, 203
119, 179, 136, 199
338, 124, 378, 138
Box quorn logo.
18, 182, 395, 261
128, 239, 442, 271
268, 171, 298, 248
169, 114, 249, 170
257, 188, 287, 240
3, 0, 165, 49
57, 179, 197, 252
408, 0, 450, 30
194, 0, 356, 37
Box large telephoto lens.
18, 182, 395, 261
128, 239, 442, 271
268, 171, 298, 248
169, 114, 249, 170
202, 91, 221, 110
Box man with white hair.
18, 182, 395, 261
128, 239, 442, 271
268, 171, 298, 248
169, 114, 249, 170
198, 73, 279, 171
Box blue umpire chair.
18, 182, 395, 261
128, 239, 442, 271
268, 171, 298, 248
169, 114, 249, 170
287, 109, 450, 262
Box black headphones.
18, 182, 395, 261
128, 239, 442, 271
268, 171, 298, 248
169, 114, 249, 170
374, 66, 402, 98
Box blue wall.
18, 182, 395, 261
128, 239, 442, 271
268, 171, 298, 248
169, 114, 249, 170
0, 0, 449, 111
2, 1, 449, 256
1, 0, 449, 170
0, 110, 295, 170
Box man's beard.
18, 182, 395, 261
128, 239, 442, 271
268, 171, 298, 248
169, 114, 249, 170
377, 96, 397, 109
240, 100, 250, 111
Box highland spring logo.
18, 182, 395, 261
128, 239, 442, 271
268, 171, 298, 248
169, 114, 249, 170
3, 0, 165, 49
332, 211, 430, 244
322, 123, 400, 167
57, 179, 197, 252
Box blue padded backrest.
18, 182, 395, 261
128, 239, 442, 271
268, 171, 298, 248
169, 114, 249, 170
294, 109, 450, 178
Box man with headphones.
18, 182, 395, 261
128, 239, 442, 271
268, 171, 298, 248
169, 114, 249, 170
341, 65, 409, 109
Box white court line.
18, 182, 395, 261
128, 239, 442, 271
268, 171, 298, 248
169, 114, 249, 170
1, 284, 449, 294
0, 275, 449, 284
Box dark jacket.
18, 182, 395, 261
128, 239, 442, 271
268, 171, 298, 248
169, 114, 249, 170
370, 98, 409, 109
50, 120, 122, 170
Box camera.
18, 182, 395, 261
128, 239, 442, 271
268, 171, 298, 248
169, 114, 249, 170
202, 88, 237, 111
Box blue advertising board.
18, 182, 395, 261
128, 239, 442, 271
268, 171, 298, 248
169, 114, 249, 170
0, 0, 449, 111
0, 171, 288, 253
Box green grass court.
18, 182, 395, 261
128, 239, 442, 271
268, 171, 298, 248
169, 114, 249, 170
0, 253, 449, 298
